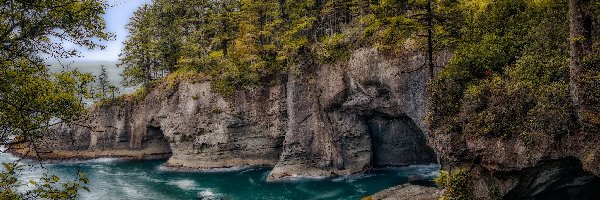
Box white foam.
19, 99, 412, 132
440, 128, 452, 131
157, 165, 263, 173
122, 186, 141, 198
331, 174, 375, 182
423, 170, 440, 178
310, 189, 343, 199
238, 167, 260, 174
96, 169, 145, 176
118, 179, 143, 199
70, 157, 121, 164
55, 157, 122, 166
272, 174, 329, 183
167, 179, 197, 190
88, 157, 120, 163
198, 188, 218, 198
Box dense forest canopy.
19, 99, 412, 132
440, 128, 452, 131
429, 0, 600, 140
120, 0, 600, 132
119, 0, 456, 93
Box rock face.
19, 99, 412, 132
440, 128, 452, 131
369, 184, 441, 200
26, 81, 287, 169
268, 48, 439, 179
430, 121, 600, 199
20, 48, 440, 179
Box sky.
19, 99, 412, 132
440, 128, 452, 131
69, 0, 151, 62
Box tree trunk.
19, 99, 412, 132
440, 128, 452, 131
427, 0, 434, 81
568, 0, 592, 125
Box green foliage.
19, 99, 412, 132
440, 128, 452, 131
0, 163, 89, 200
131, 84, 153, 103
434, 169, 474, 200
580, 53, 600, 130
0, 0, 109, 198
95, 65, 119, 100
95, 95, 127, 108
427, 0, 583, 141
314, 33, 352, 64
121, 0, 460, 94
1, 61, 95, 135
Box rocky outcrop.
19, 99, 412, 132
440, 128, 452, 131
430, 122, 600, 199
268, 48, 440, 179
23, 81, 287, 169
16, 47, 440, 179
368, 184, 441, 200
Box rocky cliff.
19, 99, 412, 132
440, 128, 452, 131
268, 48, 441, 179
19, 48, 441, 180
430, 125, 600, 199
26, 80, 287, 169
18, 46, 600, 199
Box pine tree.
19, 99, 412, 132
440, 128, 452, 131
97, 65, 110, 99
235, 0, 283, 73
279, 0, 318, 64
120, 3, 169, 86
209, 0, 239, 57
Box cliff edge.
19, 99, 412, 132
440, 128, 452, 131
16, 48, 442, 180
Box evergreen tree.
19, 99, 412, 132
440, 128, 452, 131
96, 65, 118, 100
209, 0, 239, 57
120, 4, 161, 86
235, 0, 283, 73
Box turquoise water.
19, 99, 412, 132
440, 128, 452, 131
33, 63, 441, 199
3, 154, 439, 200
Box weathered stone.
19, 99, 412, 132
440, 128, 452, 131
430, 121, 600, 199
15, 47, 440, 180
369, 184, 440, 200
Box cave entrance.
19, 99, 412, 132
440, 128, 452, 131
143, 125, 173, 159
505, 158, 600, 200
366, 114, 437, 167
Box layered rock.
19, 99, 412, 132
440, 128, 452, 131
16, 48, 440, 179
22, 81, 287, 169
430, 121, 600, 199
268, 48, 439, 179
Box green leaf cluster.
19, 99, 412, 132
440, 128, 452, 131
427, 0, 593, 141
434, 168, 474, 200
0, 163, 90, 200
0, 0, 110, 198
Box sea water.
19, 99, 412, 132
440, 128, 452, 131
1, 153, 438, 200
22, 63, 439, 199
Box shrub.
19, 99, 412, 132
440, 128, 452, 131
434, 168, 474, 200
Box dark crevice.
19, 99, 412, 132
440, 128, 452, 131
365, 114, 437, 167
504, 158, 600, 200
143, 125, 173, 157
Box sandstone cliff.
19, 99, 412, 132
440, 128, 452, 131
19, 48, 441, 180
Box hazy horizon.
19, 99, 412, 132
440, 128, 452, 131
53, 0, 150, 63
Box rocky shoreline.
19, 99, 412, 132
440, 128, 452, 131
13, 46, 599, 199
14, 48, 443, 181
